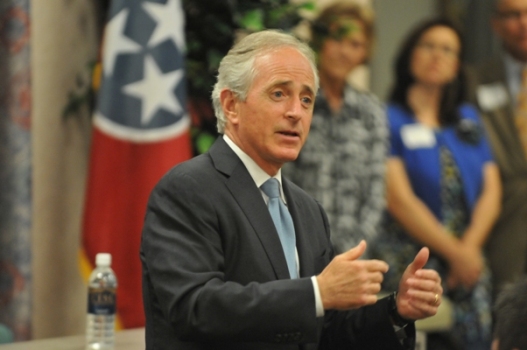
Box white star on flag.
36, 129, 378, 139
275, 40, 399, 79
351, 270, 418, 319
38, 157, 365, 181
103, 8, 142, 76
122, 55, 183, 125
143, 0, 186, 50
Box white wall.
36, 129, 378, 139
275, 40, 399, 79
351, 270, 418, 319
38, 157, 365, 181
370, 0, 438, 100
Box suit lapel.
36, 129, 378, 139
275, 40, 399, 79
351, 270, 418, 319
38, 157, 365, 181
209, 138, 291, 280
484, 105, 527, 170
478, 57, 527, 173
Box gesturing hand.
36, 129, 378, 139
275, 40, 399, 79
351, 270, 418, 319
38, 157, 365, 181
317, 241, 389, 310
396, 247, 443, 321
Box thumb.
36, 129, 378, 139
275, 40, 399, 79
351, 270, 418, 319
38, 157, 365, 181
342, 240, 366, 261
408, 247, 429, 273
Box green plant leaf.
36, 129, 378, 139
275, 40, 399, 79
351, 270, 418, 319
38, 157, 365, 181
195, 132, 216, 154
240, 9, 265, 32
206, 49, 224, 72
299, 1, 316, 11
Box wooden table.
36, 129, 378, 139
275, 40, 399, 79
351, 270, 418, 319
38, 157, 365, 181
0, 328, 144, 350
0, 326, 430, 349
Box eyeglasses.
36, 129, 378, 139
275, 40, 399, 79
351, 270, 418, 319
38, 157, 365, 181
416, 42, 459, 58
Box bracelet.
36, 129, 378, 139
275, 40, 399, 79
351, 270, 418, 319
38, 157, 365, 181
388, 291, 412, 327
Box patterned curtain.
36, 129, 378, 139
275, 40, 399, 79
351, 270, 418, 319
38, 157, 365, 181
0, 0, 31, 343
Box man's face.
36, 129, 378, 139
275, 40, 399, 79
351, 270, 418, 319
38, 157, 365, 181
225, 47, 315, 175
493, 0, 527, 61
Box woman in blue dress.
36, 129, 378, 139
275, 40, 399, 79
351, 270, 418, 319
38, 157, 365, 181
371, 18, 502, 349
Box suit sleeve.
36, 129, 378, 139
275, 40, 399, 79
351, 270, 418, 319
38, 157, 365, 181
320, 298, 416, 350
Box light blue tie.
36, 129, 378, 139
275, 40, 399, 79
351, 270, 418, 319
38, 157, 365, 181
260, 178, 298, 279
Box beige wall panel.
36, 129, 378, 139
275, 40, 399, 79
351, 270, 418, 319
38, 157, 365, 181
31, 0, 98, 339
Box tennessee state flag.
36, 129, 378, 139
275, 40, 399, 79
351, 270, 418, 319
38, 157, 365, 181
80, 0, 191, 328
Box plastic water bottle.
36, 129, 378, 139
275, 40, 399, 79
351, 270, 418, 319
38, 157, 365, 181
86, 253, 117, 350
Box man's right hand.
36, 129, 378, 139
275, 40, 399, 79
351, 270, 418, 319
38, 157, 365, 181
316, 240, 389, 310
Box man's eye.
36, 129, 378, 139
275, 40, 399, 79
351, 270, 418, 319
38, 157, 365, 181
273, 91, 284, 98
302, 97, 313, 105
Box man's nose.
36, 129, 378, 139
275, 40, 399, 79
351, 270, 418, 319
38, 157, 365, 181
285, 98, 304, 120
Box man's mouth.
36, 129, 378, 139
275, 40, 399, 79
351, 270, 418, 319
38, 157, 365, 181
278, 130, 299, 137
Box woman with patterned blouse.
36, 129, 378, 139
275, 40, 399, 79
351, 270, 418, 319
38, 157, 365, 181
370, 18, 502, 350
282, 2, 387, 256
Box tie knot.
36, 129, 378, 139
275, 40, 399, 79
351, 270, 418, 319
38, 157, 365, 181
261, 178, 280, 198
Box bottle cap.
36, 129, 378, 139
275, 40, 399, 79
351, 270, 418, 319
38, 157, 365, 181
95, 253, 112, 267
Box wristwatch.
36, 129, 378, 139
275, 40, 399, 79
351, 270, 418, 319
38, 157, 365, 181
387, 291, 412, 327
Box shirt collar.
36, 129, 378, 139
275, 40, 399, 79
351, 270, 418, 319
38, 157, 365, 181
223, 135, 286, 201
504, 52, 525, 99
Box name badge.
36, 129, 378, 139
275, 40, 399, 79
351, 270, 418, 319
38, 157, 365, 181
477, 83, 509, 111
401, 124, 436, 149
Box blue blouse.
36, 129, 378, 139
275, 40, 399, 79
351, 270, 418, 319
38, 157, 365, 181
388, 103, 494, 220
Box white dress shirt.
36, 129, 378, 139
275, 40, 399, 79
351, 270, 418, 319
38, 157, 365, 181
223, 135, 324, 317
504, 52, 526, 106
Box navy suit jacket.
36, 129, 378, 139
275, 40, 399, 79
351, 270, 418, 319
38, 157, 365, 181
140, 137, 414, 349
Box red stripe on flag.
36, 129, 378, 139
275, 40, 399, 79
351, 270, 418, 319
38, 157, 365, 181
82, 127, 192, 328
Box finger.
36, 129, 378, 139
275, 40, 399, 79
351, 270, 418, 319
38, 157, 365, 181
364, 281, 385, 299
407, 278, 442, 292
407, 289, 443, 303
364, 260, 389, 273
407, 247, 429, 274
366, 271, 386, 284
359, 294, 379, 307
365, 282, 382, 296
408, 298, 440, 315
342, 240, 366, 261
415, 269, 442, 282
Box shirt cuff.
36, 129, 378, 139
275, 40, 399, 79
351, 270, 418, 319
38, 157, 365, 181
311, 276, 324, 317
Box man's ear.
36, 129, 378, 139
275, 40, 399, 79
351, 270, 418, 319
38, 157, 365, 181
220, 89, 240, 125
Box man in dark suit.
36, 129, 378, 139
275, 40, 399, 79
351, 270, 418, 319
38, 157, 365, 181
140, 29, 443, 349
467, 0, 527, 298
491, 275, 527, 350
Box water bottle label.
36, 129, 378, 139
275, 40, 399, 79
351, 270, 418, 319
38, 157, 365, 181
88, 287, 117, 315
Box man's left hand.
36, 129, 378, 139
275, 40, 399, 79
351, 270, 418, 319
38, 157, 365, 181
396, 247, 443, 320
